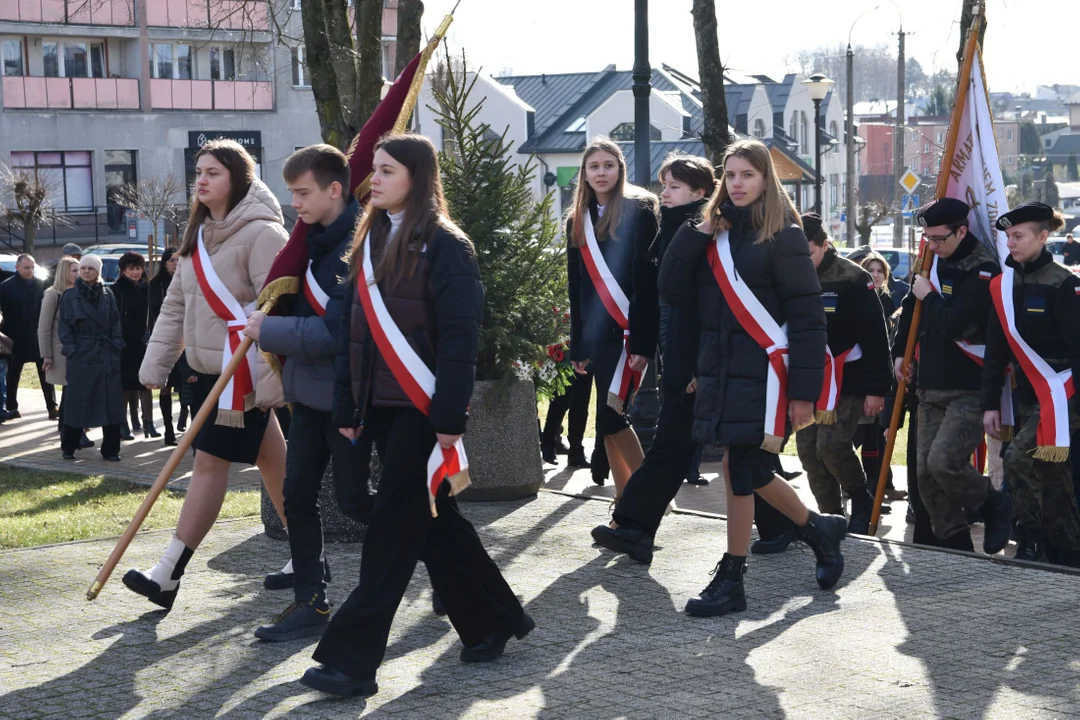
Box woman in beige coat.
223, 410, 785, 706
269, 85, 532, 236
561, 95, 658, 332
123, 139, 289, 611
39, 257, 81, 438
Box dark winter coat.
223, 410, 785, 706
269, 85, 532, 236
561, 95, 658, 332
112, 274, 150, 392
261, 198, 359, 412
816, 247, 893, 398
658, 203, 826, 448
58, 279, 124, 428
1062, 240, 1080, 267
148, 267, 185, 389
0, 274, 46, 363
652, 199, 708, 394
567, 195, 660, 360
335, 222, 483, 435
981, 249, 1080, 410
893, 232, 999, 392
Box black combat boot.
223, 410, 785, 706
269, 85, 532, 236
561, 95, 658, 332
847, 485, 874, 535
751, 525, 796, 554
941, 528, 975, 552
591, 523, 654, 564
797, 512, 848, 590
685, 553, 747, 617
1014, 529, 1046, 562
254, 594, 331, 642
981, 487, 1015, 555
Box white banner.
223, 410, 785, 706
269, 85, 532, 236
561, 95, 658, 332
942, 53, 1008, 266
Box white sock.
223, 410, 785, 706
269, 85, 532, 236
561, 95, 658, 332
147, 536, 189, 591
280, 559, 293, 575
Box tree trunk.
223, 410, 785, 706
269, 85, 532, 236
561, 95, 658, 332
301, 0, 352, 150
23, 224, 36, 256
395, 0, 424, 78
690, 0, 732, 165
325, 0, 359, 131
354, 0, 385, 129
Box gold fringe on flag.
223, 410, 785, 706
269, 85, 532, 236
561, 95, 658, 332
815, 409, 837, 425
1033, 446, 1070, 463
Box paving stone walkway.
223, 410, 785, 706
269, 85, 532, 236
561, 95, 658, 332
1, 492, 1078, 718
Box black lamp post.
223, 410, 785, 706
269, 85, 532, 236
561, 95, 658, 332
803, 72, 834, 216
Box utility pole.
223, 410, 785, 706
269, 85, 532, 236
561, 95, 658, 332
846, 43, 856, 245
632, 0, 651, 187
893, 27, 908, 249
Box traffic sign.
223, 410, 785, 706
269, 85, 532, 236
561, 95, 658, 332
899, 169, 921, 194
901, 194, 919, 218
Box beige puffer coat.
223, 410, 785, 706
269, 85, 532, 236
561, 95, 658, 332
140, 179, 287, 423
37, 286, 67, 386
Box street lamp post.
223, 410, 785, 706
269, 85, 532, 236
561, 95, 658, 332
803, 73, 834, 216
846, 6, 880, 244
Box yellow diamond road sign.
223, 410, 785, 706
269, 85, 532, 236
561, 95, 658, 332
899, 169, 921, 194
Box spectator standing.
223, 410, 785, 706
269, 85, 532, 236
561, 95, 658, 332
1062, 233, 1080, 266
113, 252, 158, 439
0, 254, 57, 419
148, 248, 188, 446
38, 258, 92, 447
0, 313, 11, 423
57, 255, 124, 460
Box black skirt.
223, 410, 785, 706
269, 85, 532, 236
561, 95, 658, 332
190, 372, 271, 465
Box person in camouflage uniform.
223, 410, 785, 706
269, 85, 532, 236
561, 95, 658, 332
982, 202, 1080, 565
894, 198, 1014, 553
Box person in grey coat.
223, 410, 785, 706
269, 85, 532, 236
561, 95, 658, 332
58, 255, 124, 460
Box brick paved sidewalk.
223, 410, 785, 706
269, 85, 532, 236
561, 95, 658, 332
1, 493, 1077, 718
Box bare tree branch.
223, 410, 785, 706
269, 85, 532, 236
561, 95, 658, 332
0, 164, 72, 255
113, 174, 186, 264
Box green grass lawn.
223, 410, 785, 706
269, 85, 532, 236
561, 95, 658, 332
0, 466, 261, 549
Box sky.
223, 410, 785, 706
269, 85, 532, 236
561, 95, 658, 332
419, 0, 1079, 96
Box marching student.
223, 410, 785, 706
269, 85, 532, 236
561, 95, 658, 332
658, 138, 847, 618
591, 151, 713, 562
894, 198, 1013, 554
242, 144, 377, 641
299, 133, 531, 698
982, 202, 1080, 564
566, 138, 659, 501
125, 139, 289, 611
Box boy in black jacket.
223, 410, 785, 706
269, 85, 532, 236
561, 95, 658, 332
591, 152, 713, 562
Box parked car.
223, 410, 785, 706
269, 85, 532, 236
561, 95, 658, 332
0, 253, 52, 282
84, 243, 167, 258
1046, 238, 1066, 264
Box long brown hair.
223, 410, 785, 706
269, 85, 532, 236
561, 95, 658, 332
178, 139, 256, 257
566, 137, 656, 247
860, 251, 893, 296
346, 133, 471, 287
703, 138, 800, 243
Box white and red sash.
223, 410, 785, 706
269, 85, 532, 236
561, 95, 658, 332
706, 230, 791, 452
990, 269, 1075, 461
928, 255, 1015, 434
303, 261, 329, 317
579, 212, 642, 413
356, 233, 470, 516
816, 343, 862, 424
190, 227, 257, 427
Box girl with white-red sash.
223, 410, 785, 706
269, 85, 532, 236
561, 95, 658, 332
658, 138, 848, 617
982, 202, 1080, 565
565, 138, 659, 501
299, 133, 531, 698
125, 139, 290, 611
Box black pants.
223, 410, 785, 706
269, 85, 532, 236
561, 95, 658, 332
159, 385, 176, 432
312, 406, 524, 680
6, 359, 55, 412
63, 423, 120, 457
124, 389, 153, 431
542, 369, 591, 453
284, 403, 375, 603
613, 391, 699, 535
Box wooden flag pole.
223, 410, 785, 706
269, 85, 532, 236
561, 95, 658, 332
868, 5, 984, 536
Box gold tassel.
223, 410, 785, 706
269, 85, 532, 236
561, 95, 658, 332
1033, 445, 1070, 463
216, 408, 246, 429
448, 469, 471, 497
607, 391, 625, 415
815, 409, 836, 425
999, 425, 1014, 443
761, 434, 784, 454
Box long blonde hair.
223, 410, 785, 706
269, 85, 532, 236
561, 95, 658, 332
703, 138, 801, 243
566, 137, 656, 247
51, 257, 79, 295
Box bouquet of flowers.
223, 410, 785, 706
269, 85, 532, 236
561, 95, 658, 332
512, 306, 575, 400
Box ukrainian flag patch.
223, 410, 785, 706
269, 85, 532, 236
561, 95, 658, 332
823, 295, 838, 313
1026, 295, 1046, 314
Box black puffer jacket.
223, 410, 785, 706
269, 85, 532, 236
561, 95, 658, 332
652, 198, 707, 393
659, 204, 826, 448
112, 274, 149, 392
567, 194, 659, 360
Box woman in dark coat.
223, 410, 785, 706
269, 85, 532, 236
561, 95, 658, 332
148, 248, 191, 445
658, 138, 847, 618
113, 252, 158, 439
58, 255, 124, 460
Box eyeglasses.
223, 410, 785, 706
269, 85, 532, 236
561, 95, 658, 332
922, 231, 955, 244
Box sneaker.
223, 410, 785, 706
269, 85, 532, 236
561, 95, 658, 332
264, 557, 331, 590
254, 599, 331, 642
797, 512, 847, 590
459, 612, 535, 663
300, 665, 378, 697
685, 553, 747, 617
591, 524, 654, 564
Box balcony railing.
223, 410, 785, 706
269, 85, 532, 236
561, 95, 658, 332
149, 79, 272, 111
146, 0, 268, 30
0, 0, 135, 26
2, 77, 140, 110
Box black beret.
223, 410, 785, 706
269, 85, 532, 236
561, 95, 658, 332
847, 244, 873, 262
996, 202, 1054, 231
801, 212, 823, 240
915, 198, 969, 228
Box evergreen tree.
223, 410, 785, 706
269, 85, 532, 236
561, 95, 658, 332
1045, 171, 1060, 208
432, 57, 567, 385
1068, 152, 1079, 182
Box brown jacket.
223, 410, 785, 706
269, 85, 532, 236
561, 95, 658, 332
141, 179, 287, 419
38, 286, 67, 385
